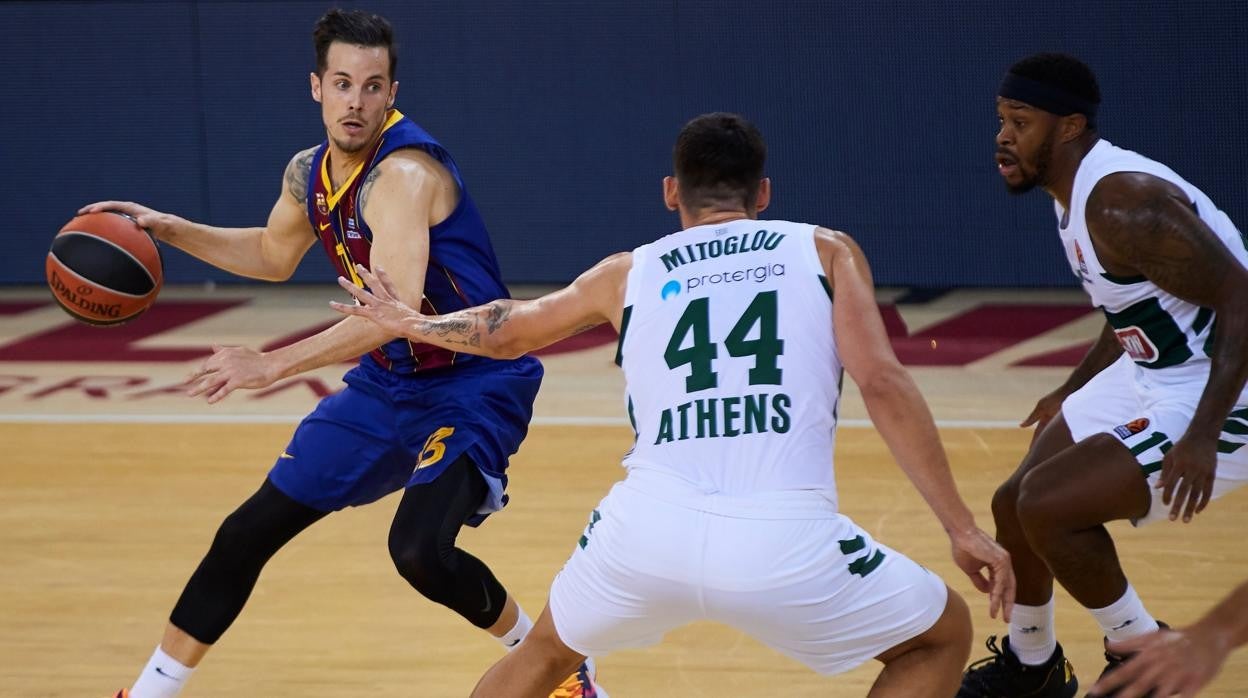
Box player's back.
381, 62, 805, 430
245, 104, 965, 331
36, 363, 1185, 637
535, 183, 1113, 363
618, 219, 842, 506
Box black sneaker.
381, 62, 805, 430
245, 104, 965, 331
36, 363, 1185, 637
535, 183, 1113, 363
1092, 622, 1168, 698
958, 635, 1078, 698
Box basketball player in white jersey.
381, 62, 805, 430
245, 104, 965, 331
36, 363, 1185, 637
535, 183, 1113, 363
331, 112, 1014, 697
958, 53, 1248, 697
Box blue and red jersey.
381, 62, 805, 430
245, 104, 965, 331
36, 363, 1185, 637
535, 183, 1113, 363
306, 110, 511, 374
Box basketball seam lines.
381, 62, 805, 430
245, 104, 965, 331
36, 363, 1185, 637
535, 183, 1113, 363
53, 231, 158, 288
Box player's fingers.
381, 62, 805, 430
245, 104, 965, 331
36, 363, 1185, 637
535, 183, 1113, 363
1195, 478, 1213, 514
353, 264, 386, 298
1181, 478, 1205, 522
966, 567, 992, 593
997, 563, 1015, 622
206, 379, 235, 404
1169, 478, 1192, 521
353, 264, 377, 287
1118, 661, 1172, 698
329, 300, 365, 316
183, 364, 216, 384
373, 265, 402, 298
1089, 656, 1142, 695
337, 276, 368, 301
1106, 632, 1152, 655
78, 201, 125, 214
186, 375, 222, 398
1019, 406, 1042, 428
1160, 460, 1180, 505
988, 573, 1003, 620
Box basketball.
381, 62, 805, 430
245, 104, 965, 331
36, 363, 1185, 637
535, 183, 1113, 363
45, 211, 163, 325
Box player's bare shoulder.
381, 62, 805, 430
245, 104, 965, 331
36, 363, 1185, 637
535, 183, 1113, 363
360, 148, 457, 218
812, 226, 868, 277
282, 145, 320, 204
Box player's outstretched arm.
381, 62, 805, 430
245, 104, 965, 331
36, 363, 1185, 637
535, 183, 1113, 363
332, 252, 632, 360
1088, 173, 1248, 522
819, 227, 1015, 620
1089, 579, 1248, 698
78, 147, 318, 281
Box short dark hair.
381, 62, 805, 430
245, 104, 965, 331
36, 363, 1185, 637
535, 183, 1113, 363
313, 9, 397, 80
673, 113, 767, 209
1006, 53, 1100, 125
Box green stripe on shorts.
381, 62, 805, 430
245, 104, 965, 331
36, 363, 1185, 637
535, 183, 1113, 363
1130, 432, 1169, 456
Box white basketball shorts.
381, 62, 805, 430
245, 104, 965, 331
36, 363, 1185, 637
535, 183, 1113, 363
1062, 354, 1248, 526
547, 470, 948, 675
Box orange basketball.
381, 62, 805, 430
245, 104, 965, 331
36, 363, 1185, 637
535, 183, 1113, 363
45, 211, 163, 325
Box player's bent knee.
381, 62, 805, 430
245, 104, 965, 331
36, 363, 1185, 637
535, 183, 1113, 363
1015, 469, 1068, 536
388, 535, 455, 602
990, 477, 1022, 524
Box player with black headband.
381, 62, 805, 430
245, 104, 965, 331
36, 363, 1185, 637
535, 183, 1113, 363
957, 52, 1248, 697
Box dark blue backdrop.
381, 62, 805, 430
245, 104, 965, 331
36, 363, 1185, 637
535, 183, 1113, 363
5, 1, 1245, 286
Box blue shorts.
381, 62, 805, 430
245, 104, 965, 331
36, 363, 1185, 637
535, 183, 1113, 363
268, 354, 543, 524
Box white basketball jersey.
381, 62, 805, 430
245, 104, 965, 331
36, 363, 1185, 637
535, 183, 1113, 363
617, 219, 842, 504
1058, 140, 1248, 390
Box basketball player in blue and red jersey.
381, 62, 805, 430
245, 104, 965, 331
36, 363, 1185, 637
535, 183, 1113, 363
80, 9, 601, 698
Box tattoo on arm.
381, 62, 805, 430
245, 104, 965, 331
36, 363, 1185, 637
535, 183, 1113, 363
484, 300, 514, 333
285, 147, 317, 204
414, 315, 481, 348
408, 300, 515, 352
358, 167, 383, 213
1088, 175, 1233, 307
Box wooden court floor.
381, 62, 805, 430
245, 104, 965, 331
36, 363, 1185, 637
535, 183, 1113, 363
2, 423, 1245, 697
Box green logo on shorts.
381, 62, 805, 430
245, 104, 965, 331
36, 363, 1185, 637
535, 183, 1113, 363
839, 535, 887, 578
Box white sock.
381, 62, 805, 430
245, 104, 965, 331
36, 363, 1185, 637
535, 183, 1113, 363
1008, 596, 1057, 666
496, 608, 533, 651
1090, 583, 1160, 644
130, 646, 194, 698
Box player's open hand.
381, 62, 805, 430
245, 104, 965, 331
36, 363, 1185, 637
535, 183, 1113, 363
185, 345, 281, 404
949, 527, 1015, 622
329, 264, 421, 338
77, 201, 179, 241
1158, 435, 1217, 523
1088, 625, 1229, 698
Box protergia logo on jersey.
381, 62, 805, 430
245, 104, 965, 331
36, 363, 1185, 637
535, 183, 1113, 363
659, 229, 785, 272
687, 264, 785, 291
660, 280, 682, 300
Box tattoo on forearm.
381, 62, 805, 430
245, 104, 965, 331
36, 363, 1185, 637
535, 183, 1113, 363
285, 147, 317, 204
358, 167, 382, 213
412, 315, 484, 349
484, 300, 514, 334
411, 301, 513, 350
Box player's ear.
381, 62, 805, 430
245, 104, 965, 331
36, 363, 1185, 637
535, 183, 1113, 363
310, 72, 323, 103
388, 81, 398, 108
663, 176, 679, 211
754, 178, 771, 215
1061, 113, 1087, 143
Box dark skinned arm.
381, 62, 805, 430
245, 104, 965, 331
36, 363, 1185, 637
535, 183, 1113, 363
1022, 320, 1123, 431
1086, 172, 1248, 522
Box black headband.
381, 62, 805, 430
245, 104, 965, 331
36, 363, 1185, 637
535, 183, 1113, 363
999, 72, 1098, 125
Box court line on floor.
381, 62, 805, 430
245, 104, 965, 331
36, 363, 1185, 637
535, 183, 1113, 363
0, 413, 1022, 429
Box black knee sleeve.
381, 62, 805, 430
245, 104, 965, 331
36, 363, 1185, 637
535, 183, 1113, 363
169, 479, 326, 644
388, 455, 508, 629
